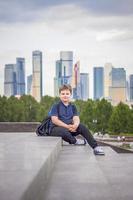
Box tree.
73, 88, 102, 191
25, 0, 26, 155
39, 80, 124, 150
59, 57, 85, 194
108, 102, 131, 134
19, 95, 39, 121
80, 99, 95, 131
94, 99, 113, 134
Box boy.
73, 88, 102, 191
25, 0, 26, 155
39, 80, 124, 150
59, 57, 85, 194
49, 84, 104, 155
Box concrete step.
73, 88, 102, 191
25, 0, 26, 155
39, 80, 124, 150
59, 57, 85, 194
43, 145, 133, 200
0, 133, 62, 200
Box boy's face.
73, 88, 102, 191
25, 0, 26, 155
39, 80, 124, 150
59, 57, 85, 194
59, 89, 71, 103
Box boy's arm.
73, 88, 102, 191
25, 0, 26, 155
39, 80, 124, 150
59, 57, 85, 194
72, 116, 80, 129
51, 116, 69, 129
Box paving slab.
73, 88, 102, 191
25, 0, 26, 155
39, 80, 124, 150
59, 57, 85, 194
43, 145, 133, 200
0, 133, 62, 200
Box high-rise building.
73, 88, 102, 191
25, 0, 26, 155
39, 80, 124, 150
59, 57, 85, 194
54, 60, 62, 96
129, 74, 133, 101
4, 64, 16, 97
60, 51, 73, 77
54, 51, 73, 96
72, 61, 81, 99
27, 75, 32, 95
104, 63, 113, 99
109, 68, 126, 105
93, 67, 104, 100
16, 58, 25, 95
80, 73, 89, 101
32, 51, 42, 102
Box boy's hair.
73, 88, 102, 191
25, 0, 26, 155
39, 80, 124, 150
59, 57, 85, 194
59, 84, 72, 94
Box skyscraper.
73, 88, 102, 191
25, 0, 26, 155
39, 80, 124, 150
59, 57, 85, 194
54, 60, 62, 96
129, 74, 133, 101
4, 64, 16, 97
104, 63, 113, 99
72, 61, 81, 99
27, 75, 32, 95
60, 51, 73, 77
32, 51, 42, 102
109, 68, 126, 105
16, 58, 25, 95
93, 67, 104, 100
80, 73, 89, 101
54, 51, 73, 96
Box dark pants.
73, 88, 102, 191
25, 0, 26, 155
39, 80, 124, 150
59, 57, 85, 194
50, 123, 97, 149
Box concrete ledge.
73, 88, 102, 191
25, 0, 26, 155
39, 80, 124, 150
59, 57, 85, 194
0, 133, 62, 200
97, 140, 133, 153
0, 122, 40, 132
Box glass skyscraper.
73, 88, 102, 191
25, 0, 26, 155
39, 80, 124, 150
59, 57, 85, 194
72, 61, 81, 99
27, 75, 32, 95
4, 64, 16, 97
129, 74, 133, 101
93, 67, 104, 100
104, 63, 113, 99
32, 51, 42, 102
60, 51, 73, 77
80, 73, 89, 101
16, 58, 25, 95
54, 51, 73, 96
109, 68, 126, 104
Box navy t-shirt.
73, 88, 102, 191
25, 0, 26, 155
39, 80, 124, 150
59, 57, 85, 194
49, 101, 79, 125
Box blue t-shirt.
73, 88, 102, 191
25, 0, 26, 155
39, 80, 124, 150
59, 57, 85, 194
49, 101, 79, 125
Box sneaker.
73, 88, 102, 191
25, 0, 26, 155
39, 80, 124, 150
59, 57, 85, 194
94, 146, 105, 155
75, 138, 86, 145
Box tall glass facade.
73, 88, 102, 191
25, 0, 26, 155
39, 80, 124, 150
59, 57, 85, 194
27, 75, 32, 95
93, 67, 104, 100
16, 58, 25, 95
4, 64, 16, 97
54, 52, 73, 96
109, 68, 126, 104
104, 63, 113, 98
32, 51, 42, 102
129, 74, 133, 101
80, 73, 89, 101
60, 51, 73, 77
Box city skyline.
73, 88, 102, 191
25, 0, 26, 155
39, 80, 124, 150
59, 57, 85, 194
0, 0, 133, 97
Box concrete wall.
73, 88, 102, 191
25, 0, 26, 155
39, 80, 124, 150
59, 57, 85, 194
0, 122, 40, 132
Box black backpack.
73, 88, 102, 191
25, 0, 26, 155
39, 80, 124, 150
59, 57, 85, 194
36, 103, 60, 136
36, 116, 51, 136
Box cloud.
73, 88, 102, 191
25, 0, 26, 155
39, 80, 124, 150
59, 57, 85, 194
0, 0, 133, 23
96, 30, 133, 42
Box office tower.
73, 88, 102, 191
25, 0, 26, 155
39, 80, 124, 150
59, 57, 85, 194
109, 68, 126, 105
54, 51, 73, 96
80, 73, 89, 101
32, 51, 42, 102
93, 67, 104, 100
104, 63, 113, 98
60, 51, 73, 77
4, 64, 16, 97
73, 61, 81, 99
27, 75, 32, 95
16, 58, 25, 95
54, 60, 62, 96
129, 74, 133, 101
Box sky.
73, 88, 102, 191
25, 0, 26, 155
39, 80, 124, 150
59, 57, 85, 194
0, 0, 133, 97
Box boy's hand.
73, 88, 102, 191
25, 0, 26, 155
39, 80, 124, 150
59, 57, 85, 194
67, 124, 78, 132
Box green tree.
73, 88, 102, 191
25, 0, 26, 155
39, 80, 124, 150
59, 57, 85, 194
94, 99, 113, 134
19, 95, 39, 121
108, 102, 131, 134
80, 99, 95, 131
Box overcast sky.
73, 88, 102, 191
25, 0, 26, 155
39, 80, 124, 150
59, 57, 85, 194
0, 0, 133, 97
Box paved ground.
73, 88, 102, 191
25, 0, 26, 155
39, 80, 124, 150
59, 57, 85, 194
0, 133, 133, 200
43, 145, 133, 200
